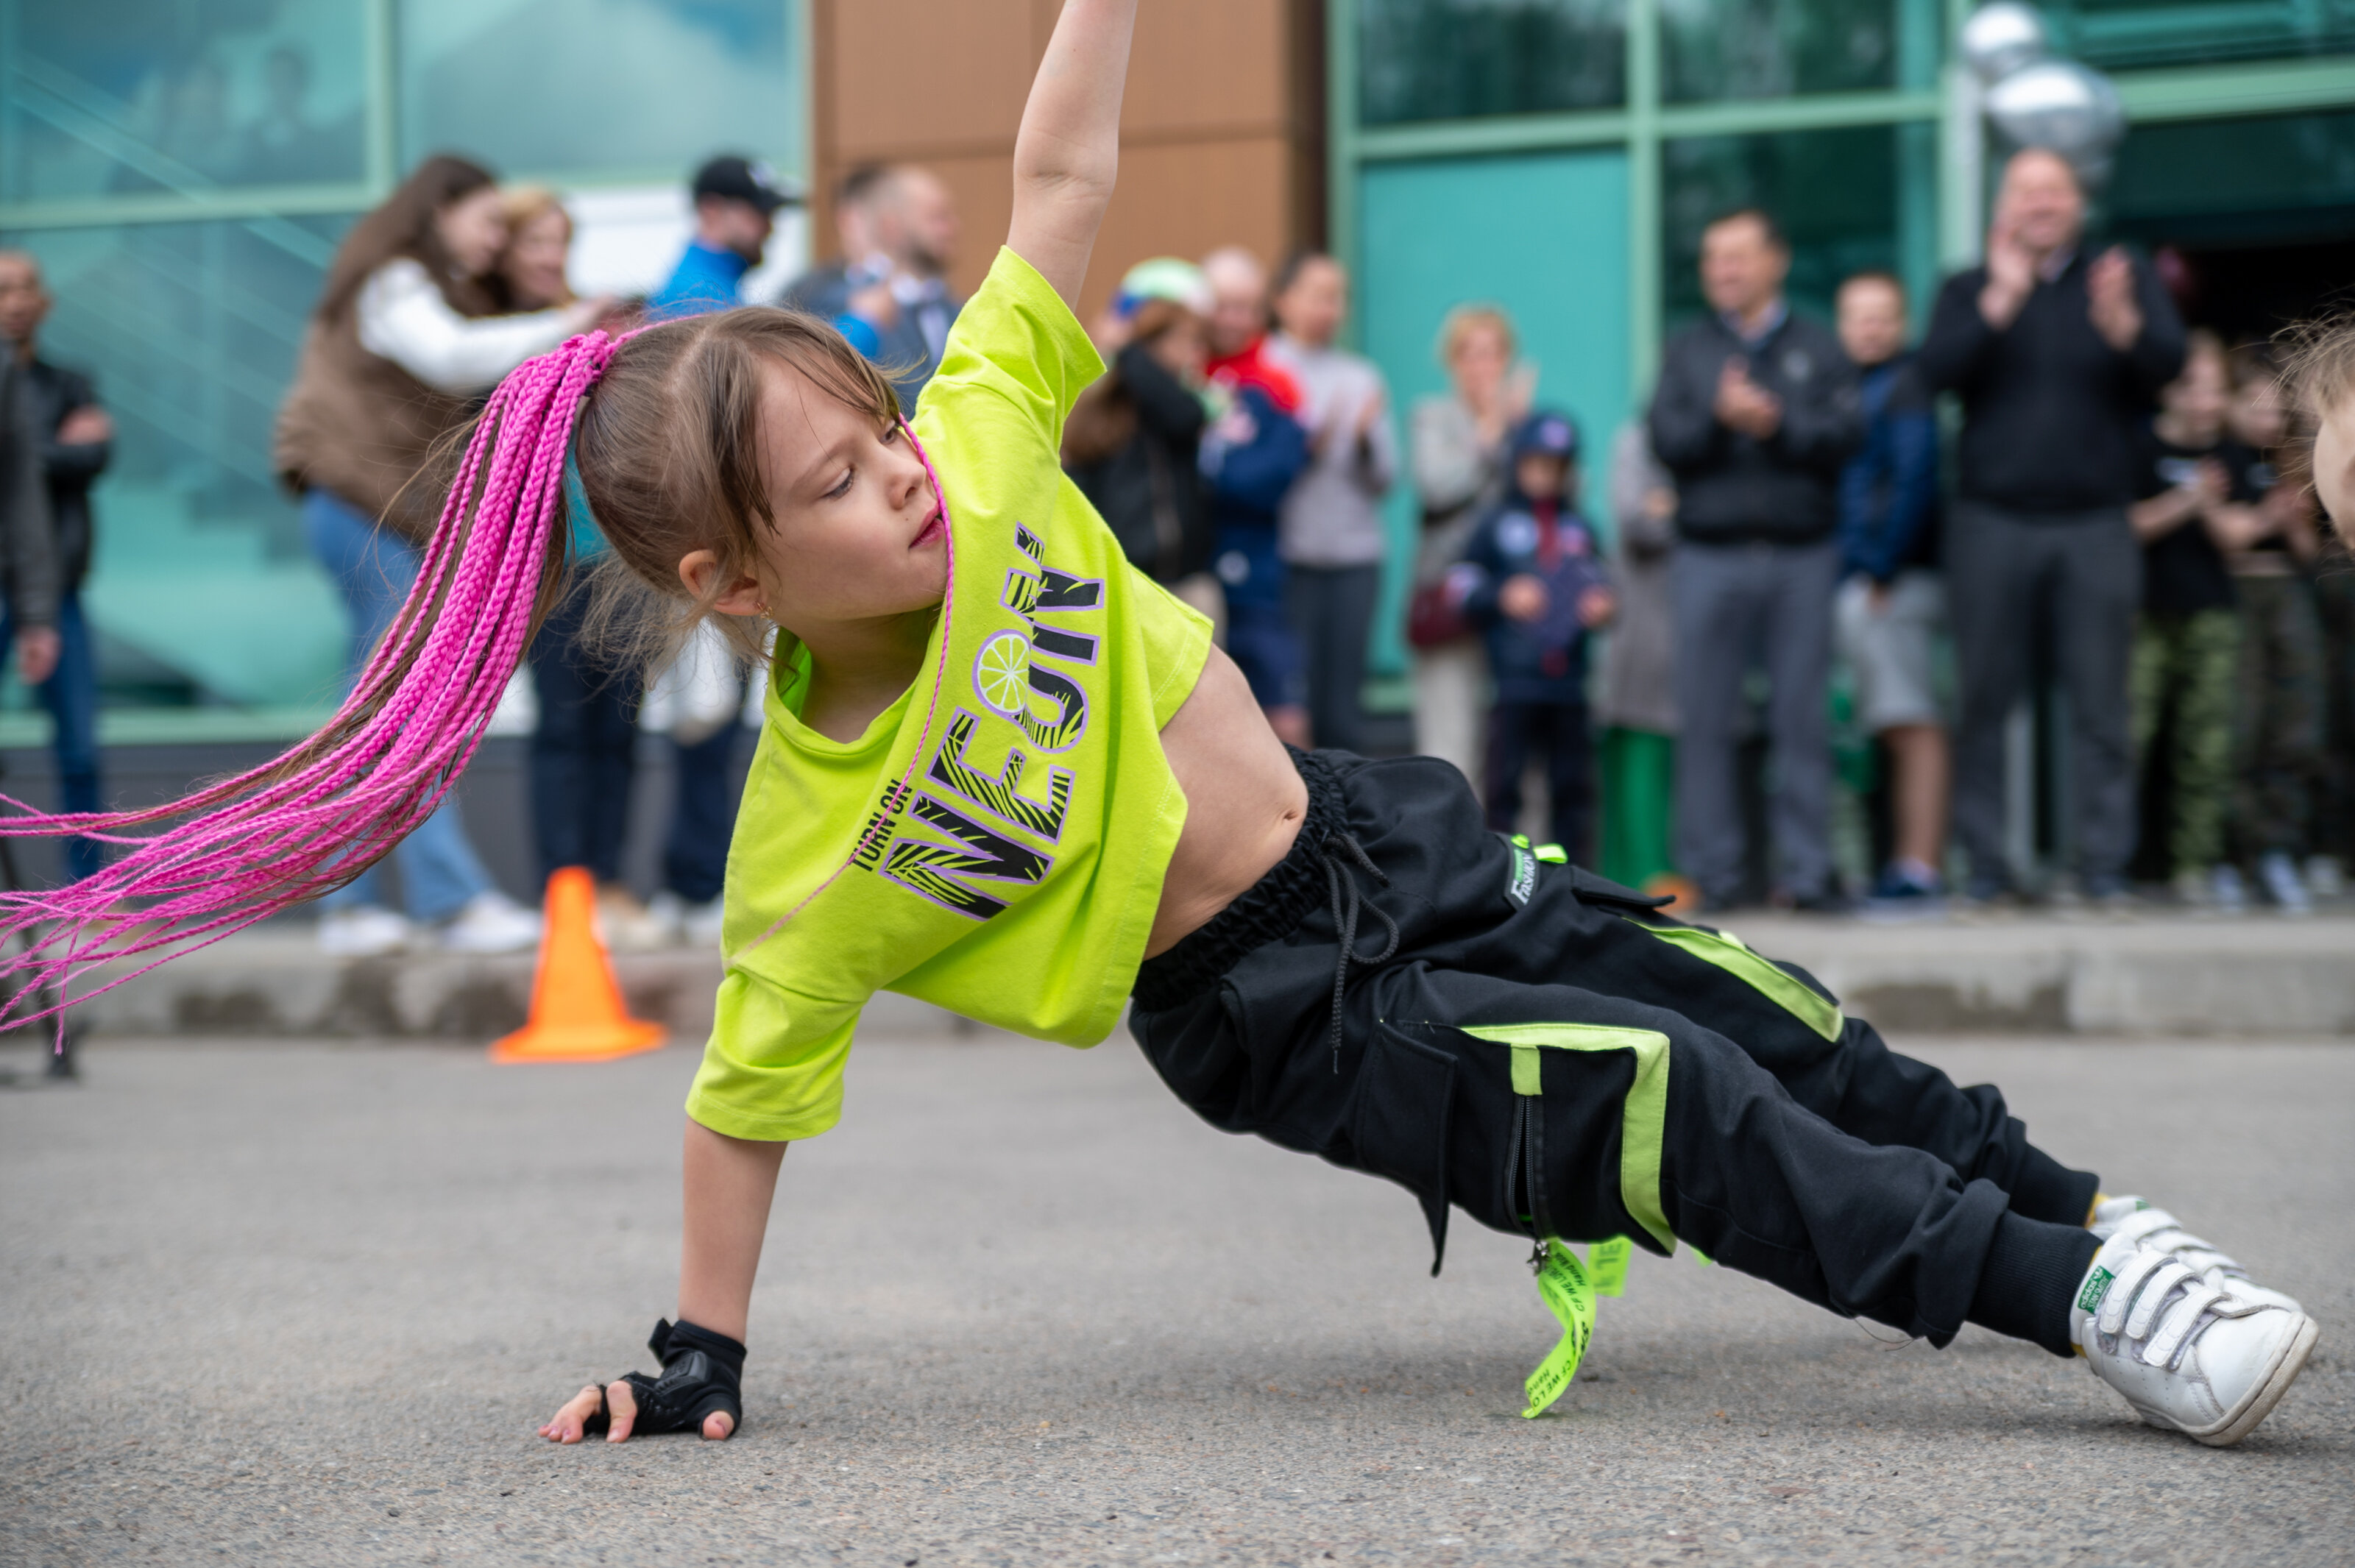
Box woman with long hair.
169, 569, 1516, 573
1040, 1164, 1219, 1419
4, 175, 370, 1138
275, 155, 609, 957
1408, 303, 1529, 789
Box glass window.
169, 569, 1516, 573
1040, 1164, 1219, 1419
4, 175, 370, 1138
5, 219, 354, 708
1359, 0, 1626, 126
1661, 0, 1898, 103
398, 0, 801, 180
2042, 0, 2355, 74
1661, 125, 1897, 328
2111, 109, 2355, 243
0, 0, 369, 206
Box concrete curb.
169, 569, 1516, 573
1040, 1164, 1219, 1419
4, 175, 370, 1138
46, 912, 2355, 1041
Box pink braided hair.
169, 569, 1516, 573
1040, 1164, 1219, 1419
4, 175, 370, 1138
0, 330, 625, 1025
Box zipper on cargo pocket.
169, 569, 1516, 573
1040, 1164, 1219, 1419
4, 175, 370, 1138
1507, 1046, 1554, 1244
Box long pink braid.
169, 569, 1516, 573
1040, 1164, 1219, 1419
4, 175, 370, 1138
0, 331, 624, 1025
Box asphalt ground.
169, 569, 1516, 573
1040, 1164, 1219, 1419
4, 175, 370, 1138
1, 1030, 2348, 1567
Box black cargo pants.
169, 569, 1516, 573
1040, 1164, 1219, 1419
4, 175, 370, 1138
1131, 751, 2103, 1353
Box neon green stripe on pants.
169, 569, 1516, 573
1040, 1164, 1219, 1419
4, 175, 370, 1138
1458, 1022, 1676, 1252
1631, 921, 1844, 1042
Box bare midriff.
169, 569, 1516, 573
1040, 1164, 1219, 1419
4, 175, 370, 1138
1145, 643, 1310, 959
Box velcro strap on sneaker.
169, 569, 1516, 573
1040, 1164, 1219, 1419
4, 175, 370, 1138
2147, 1283, 2229, 1369
2125, 1259, 2198, 1342
2098, 1248, 2173, 1338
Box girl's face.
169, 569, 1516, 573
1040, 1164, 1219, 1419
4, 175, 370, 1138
1143, 311, 1207, 386
436, 186, 510, 279
2162, 352, 2228, 442
502, 207, 572, 309
693, 361, 944, 634
2231, 375, 2290, 450
2312, 394, 2355, 547
1450, 322, 1509, 406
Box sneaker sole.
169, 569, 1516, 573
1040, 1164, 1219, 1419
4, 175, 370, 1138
2144, 1315, 2319, 1447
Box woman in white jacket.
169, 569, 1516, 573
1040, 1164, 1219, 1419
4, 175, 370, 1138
275, 155, 608, 957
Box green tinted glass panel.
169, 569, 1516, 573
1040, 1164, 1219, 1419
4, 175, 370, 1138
0, 0, 369, 205
1662, 125, 1901, 329
1661, 0, 1899, 102
399, 0, 801, 180
2111, 109, 2355, 244
3, 220, 352, 708
1358, 149, 1630, 673
1359, 0, 1628, 125
2043, 0, 2355, 71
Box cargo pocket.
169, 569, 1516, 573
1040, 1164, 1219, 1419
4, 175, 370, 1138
1350, 1023, 1458, 1276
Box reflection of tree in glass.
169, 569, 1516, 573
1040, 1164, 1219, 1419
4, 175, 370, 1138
1660, 0, 1892, 104
238, 46, 364, 185
1359, 0, 1629, 127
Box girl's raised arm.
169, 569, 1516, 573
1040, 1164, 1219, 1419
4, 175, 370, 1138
1006, 0, 1140, 308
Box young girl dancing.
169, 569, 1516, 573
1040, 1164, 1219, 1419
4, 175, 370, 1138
1, 0, 2315, 1450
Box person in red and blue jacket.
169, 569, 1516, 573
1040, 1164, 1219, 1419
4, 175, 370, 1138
1457, 410, 1616, 851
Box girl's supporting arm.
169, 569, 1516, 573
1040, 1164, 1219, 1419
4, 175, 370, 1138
1007, 0, 1141, 308
678, 1118, 789, 1343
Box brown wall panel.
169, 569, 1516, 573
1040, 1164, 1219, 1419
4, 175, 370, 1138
829, 0, 1037, 157
1123, 0, 1289, 137
810, 0, 1321, 311
1086, 138, 1295, 316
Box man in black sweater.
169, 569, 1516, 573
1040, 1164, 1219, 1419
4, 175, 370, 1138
1919, 149, 2186, 905
1648, 207, 1863, 909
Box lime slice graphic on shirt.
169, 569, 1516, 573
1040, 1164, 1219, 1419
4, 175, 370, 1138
973, 630, 1032, 719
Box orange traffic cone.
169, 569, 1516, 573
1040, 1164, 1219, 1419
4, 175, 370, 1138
491, 867, 667, 1063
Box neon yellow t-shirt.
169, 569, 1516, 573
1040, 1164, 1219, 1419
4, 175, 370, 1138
686, 248, 1215, 1142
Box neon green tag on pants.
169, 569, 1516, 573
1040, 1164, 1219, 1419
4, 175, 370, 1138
1587, 1235, 1632, 1296
1523, 1241, 1597, 1419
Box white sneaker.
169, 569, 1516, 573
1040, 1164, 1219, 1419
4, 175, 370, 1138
2258, 851, 2312, 915
595, 887, 670, 953
2072, 1230, 2318, 1446
646, 890, 726, 951
2090, 1196, 2301, 1311
680, 894, 726, 950
316, 904, 413, 958
436, 891, 542, 955
2304, 854, 2345, 899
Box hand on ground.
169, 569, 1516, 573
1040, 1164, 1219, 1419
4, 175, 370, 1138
538, 1380, 734, 1444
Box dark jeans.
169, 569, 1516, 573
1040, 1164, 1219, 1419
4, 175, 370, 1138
1670, 539, 1838, 901
666, 723, 748, 905
1947, 503, 2140, 888
1285, 562, 1381, 753
529, 592, 640, 885
0, 591, 101, 881
1484, 698, 1595, 859
1133, 751, 2102, 1355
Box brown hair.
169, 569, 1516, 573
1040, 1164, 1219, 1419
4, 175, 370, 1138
316, 153, 500, 323
2285, 313, 2355, 425
569, 306, 901, 671
1061, 297, 1196, 468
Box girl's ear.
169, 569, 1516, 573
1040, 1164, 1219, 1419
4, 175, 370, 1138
679, 549, 767, 617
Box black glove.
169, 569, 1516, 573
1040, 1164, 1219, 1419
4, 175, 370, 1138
581, 1319, 745, 1437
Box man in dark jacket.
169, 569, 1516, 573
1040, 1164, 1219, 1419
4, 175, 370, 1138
1917, 148, 2186, 905
1648, 208, 1863, 910
0, 252, 74, 870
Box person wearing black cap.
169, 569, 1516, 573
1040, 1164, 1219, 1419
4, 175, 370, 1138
1456, 409, 1616, 853
648, 155, 799, 322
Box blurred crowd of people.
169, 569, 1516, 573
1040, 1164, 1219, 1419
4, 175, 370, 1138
4, 135, 2347, 954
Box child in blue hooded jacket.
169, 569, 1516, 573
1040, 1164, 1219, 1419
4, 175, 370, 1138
1457, 410, 1616, 850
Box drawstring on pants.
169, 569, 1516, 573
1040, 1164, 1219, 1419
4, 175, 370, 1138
1320, 831, 1400, 1073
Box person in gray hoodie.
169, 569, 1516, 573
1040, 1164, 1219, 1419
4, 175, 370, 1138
1265, 250, 1396, 754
